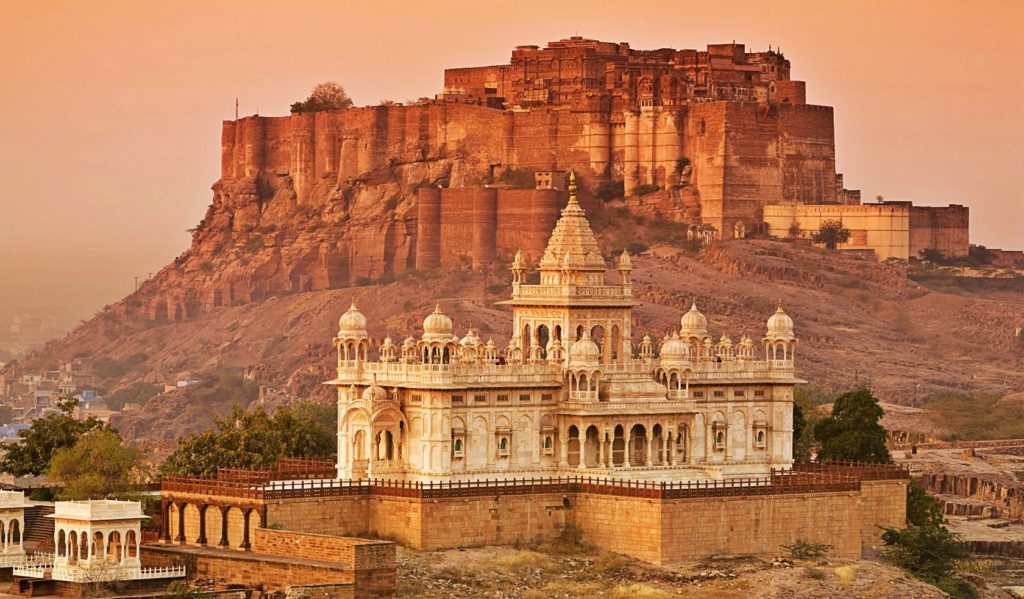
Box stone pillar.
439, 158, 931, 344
240, 508, 253, 551
218, 506, 230, 547
174, 502, 186, 543
579, 435, 588, 470
664, 433, 673, 466
645, 430, 653, 467
597, 432, 605, 468
624, 430, 632, 468
197, 504, 208, 545
159, 501, 171, 542
559, 431, 569, 468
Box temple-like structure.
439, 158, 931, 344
331, 173, 800, 482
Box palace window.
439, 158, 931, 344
497, 394, 510, 402
753, 421, 768, 449
692, 391, 704, 398
519, 394, 531, 402
754, 389, 766, 398
713, 390, 725, 398
452, 395, 464, 404
410, 394, 422, 404
734, 390, 745, 398
453, 438, 464, 458
712, 422, 727, 451
473, 394, 486, 403
497, 436, 510, 457
541, 393, 553, 402
543, 436, 554, 455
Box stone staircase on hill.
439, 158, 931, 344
22, 505, 54, 552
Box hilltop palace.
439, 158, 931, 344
330, 174, 799, 482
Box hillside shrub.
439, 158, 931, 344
632, 184, 660, 197
595, 180, 625, 202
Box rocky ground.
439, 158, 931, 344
395, 544, 1011, 598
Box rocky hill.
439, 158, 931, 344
6, 217, 1023, 445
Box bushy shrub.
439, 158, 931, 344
595, 180, 625, 202
632, 184, 660, 197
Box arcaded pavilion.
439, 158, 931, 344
330, 174, 801, 482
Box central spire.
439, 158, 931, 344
537, 171, 605, 273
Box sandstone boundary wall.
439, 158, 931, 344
162, 464, 908, 566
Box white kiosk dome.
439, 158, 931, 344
766, 303, 795, 340
423, 304, 454, 339
337, 301, 368, 336
569, 332, 601, 365
679, 302, 708, 337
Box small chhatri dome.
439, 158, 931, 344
719, 333, 732, 346
679, 302, 708, 337
460, 327, 481, 347
402, 336, 416, 349
659, 333, 690, 363
766, 301, 795, 339
569, 331, 600, 365
338, 300, 368, 335
361, 382, 387, 403
618, 249, 632, 270
423, 304, 454, 339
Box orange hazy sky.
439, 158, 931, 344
1, 0, 1021, 324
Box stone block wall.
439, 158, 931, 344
858, 479, 909, 549
142, 546, 353, 593
265, 496, 370, 538
251, 528, 395, 595
661, 491, 862, 562
416, 492, 568, 549
569, 494, 663, 563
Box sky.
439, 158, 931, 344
0, 0, 1021, 326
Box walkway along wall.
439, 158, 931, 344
161, 463, 908, 566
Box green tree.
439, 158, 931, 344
906, 479, 944, 528
793, 385, 832, 461
47, 429, 146, 500
160, 402, 335, 477
0, 397, 112, 476
811, 219, 851, 249
814, 387, 890, 463
290, 81, 353, 113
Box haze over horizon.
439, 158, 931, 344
1, 0, 1021, 329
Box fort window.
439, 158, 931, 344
543, 436, 554, 455
734, 390, 745, 398
713, 390, 725, 398
692, 391, 704, 398
410, 394, 422, 404
453, 439, 464, 458
541, 393, 553, 401
755, 430, 766, 449
452, 395, 464, 404
497, 436, 510, 457
714, 430, 726, 450
754, 389, 766, 397
474, 394, 486, 403
497, 394, 510, 402
519, 393, 531, 402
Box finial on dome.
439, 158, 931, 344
568, 170, 577, 195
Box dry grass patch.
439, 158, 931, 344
610, 583, 674, 598
834, 564, 858, 587
491, 549, 548, 572
523, 580, 604, 598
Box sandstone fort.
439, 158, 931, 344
131, 37, 967, 323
